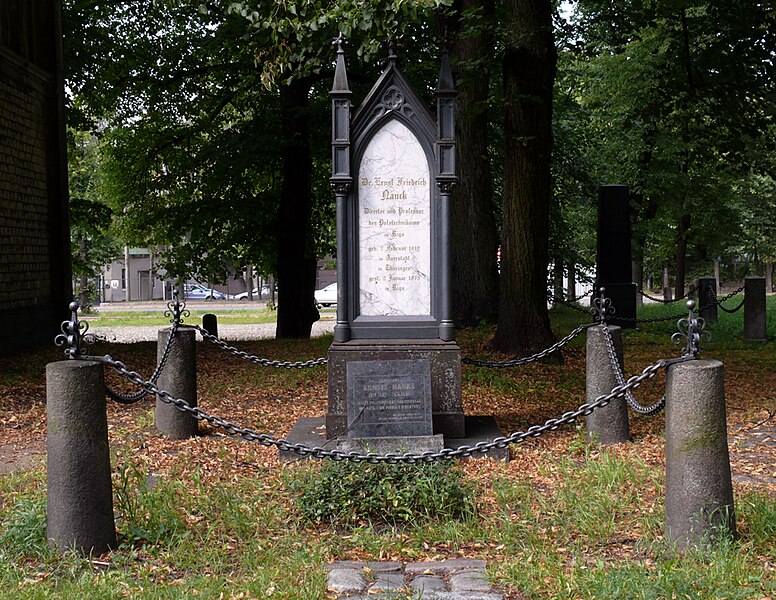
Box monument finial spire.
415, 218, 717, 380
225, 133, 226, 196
332, 33, 349, 93
436, 41, 455, 94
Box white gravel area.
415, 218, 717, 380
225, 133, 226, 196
91, 320, 336, 343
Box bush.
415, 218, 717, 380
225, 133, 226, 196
291, 460, 476, 526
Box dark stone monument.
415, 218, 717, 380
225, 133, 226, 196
697, 276, 718, 324
202, 313, 218, 338
595, 185, 637, 328
744, 276, 767, 341
326, 41, 466, 448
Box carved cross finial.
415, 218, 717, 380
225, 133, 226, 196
333, 32, 344, 53
388, 38, 398, 62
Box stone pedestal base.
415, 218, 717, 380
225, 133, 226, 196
337, 434, 444, 455
327, 339, 465, 439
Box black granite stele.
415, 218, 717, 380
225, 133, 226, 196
596, 185, 637, 328
744, 276, 767, 341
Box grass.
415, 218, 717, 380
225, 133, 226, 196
0, 297, 774, 598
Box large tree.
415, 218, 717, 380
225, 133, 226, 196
448, 0, 500, 326
492, 0, 558, 355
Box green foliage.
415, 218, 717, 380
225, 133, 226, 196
113, 462, 188, 546
571, 0, 776, 287
290, 460, 476, 526
67, 128, 122, 299
0, 496, 49, 560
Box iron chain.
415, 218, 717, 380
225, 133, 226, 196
708, 284, 746, 314
105, 322, 178, 404
462, 323, 593, 368
192, 325, 328, 368
636, 288, 689, 304
83, 348, 686, 463
600, 323, 668, 415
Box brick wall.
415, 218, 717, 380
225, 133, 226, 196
0, 0, 71, 355
0, 60, 53, 309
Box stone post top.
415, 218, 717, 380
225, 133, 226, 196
670, 358, 724, 372
47, 359, 103, 370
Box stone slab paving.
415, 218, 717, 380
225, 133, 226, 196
326, 559, 504, 599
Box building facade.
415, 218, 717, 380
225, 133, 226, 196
0, 1, 71, 355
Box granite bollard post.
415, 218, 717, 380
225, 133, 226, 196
744, 276, 767, 342
156, 327, 198, 438
46, 360, 116, 554
585, 325, 631, 444
697, 276, 718, 324
665, 359, 735, 549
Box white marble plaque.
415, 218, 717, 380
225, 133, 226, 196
358, 119, 431, 316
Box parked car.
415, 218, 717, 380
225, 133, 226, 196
184, 283, 228, 300
235, 284, 273, 300
314, 282, 337, 307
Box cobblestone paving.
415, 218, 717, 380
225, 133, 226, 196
326, 559, 504, 599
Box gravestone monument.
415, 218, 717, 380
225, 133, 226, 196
595, 185, 637, 328
326, 41, 465, 450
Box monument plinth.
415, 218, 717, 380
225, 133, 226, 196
326, 42, 465, 447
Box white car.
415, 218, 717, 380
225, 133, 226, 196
234, 284, 273, 300
314, 282, 337, 307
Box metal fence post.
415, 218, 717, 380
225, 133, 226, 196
665, 359, 735, 549
744, 276, 767, 342
156, 327, 198, 438
585, 325, 631, 444
46, 360, 116, 554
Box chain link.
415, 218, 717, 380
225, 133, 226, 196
192, 325, 328, 368
80, 346, 687, 463
463, 323, 593, 368
105, 322, 178, 404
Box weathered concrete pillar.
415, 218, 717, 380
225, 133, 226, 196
202, 313, 218, 338
156, 327, 198, 438
697, 276, 718, 324
46, 360, 116, 554
665, 359, 735, 549
585, 325, 631, 444
744, 276, 767, 342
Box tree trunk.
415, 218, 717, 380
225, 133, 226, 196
77, 237, 90, 308
552, 258, 564, 307
275, 79, 320, 338
632, 257, 643, 307
566, 259, 576, 302
674, 213, 691, 299
766, 262, 774, 293
713, 258, 721, 293
492, 0, 557, 356
449, 0, 499, 326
